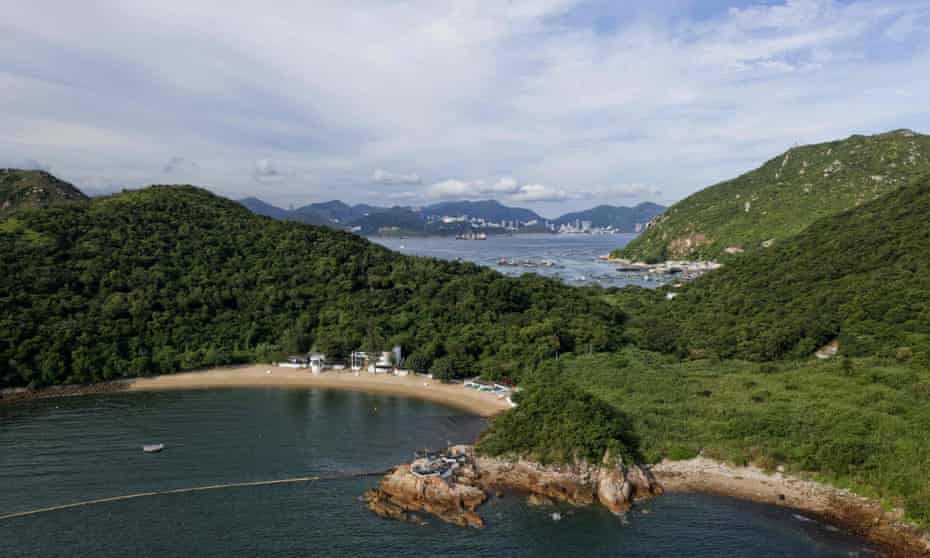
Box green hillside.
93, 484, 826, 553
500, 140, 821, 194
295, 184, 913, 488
0, 183, 622, 389
559, 349, 930, 527
614, 129, 930, 262
0, 169, 88, 214
617, 176, 930, 363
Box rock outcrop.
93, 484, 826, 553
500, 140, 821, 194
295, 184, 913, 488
364, 445, 661, 527
364, 463, 486, 527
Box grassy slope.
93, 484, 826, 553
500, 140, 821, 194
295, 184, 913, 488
562, 349, 930, 525
0, 169, 88, 213
613, 176, 930, 363
614, 129, 930, 262
0, 184, 622, 388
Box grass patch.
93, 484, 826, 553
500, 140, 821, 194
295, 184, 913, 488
559, 348, 930, 526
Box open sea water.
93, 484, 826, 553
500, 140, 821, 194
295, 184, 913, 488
0, 389, 874, 557
373, 233, 666, 288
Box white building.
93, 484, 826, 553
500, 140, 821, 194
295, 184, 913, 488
308, 352, 326, 374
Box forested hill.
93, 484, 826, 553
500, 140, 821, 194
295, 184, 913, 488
0, 184, 622, 389
1, 169, 88, 214
554, 203, 665, 231
621, 175, 930, 363
614, 129, 930, 262
420, 200, 542, 223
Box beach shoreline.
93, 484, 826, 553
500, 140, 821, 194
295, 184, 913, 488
652, 457, 930, 558
1, 365, 511, 417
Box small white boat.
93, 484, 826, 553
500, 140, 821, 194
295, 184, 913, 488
143, 443, 164, 453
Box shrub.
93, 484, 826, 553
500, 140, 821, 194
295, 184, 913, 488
431, 356, 457, 382
404, 352, 432, 374
478, 366, 641, 464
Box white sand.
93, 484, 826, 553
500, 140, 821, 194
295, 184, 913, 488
127, 365, 511, 417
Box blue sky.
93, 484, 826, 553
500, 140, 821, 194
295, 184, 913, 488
2, 0, 930, 216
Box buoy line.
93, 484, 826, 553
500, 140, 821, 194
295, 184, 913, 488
0, 469, 390, 521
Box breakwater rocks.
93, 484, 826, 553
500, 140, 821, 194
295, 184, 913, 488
363, 445, 660, 527
1, 380, 131, 404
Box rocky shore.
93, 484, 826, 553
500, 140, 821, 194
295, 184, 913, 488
653, 457, 930, 558
363, 445, 660, 528
366, 448, 930, 557
0, 380, 131, 403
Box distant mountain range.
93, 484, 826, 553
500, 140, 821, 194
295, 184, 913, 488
421, 200, 542, 223
237, 197, 666, 236
238, 198, 383, 227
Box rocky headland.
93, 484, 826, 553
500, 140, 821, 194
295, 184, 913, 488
366, 447, 930, 558
363, 445, 660, 528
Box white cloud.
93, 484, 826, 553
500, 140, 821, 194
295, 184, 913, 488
425, 176, 570, 203
252, 159, 287, 183
509, 183, 569, 202
372, 169, 422, 185
426, 179, 488, 199
0, 1, 928, 211
490, 176, 521, 194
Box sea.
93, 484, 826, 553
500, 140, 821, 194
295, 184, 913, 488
0, 389, 875, 557
373, 233, 665, 288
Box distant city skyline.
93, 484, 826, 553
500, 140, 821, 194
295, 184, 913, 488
2, 1, 929, 213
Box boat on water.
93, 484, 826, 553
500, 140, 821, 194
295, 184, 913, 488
143, 443, 164, 453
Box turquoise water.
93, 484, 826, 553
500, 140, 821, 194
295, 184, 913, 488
0, 389, 875, 557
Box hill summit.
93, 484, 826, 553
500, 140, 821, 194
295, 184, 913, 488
627, 174, 930, 362
615, 129, 930, 261
0, 169, 88, 213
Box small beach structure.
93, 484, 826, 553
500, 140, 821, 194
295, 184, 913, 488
352, 346, 404, 374
278, 355, 308, 368
308, 352, 326, 374
464, 379, 511, 393
350, 351, 368, 371
369, 352, 394, 373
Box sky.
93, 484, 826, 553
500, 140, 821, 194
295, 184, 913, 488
2, 0, 930, 216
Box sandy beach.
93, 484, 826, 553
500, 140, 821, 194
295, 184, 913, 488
125, 365, 511, 417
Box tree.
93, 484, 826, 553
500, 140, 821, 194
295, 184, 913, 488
431, 356, 456, 382
404, 352, 432, 374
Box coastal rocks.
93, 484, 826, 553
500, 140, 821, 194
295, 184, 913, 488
1, 380, 130, 403
475, 452, 661, 515
365, 446, 661, 528
596, 460, 662, 514
652, 457, 930, 558
526, 493, 555, 506
364, 463, 487, 527
474, 455, 597, 507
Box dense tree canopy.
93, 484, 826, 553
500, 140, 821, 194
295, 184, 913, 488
0, 185, 624, 388
616, 176, 930, 363
478, 363, 641, 464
